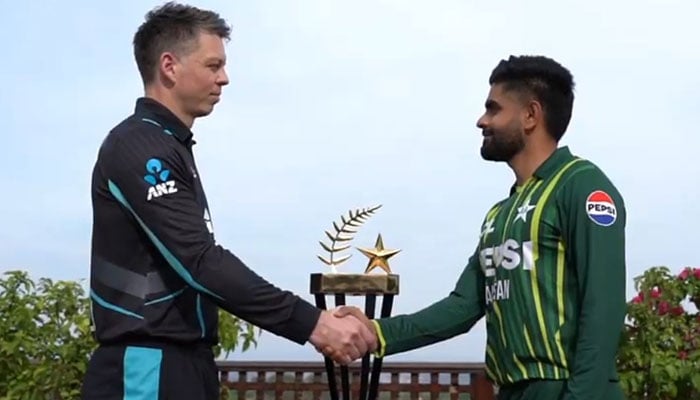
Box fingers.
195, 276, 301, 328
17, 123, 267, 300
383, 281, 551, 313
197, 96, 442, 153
310, 309, 379, 365
333, 306, 368, 323
333, 306, 377, 352
318, 345, 356, 365
349, 319, 369, 356
359, 322, 378, 352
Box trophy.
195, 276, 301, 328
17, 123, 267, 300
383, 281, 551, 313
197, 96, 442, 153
310, 204, 400, 400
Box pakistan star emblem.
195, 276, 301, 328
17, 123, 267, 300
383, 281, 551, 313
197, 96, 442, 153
514, 202, 536, 223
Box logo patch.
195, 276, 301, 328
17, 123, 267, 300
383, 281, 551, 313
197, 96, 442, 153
586, 190, 616, 226
144, 158, 178, 201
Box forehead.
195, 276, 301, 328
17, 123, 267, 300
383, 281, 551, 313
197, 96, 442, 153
188, 32, 227, 59
485, 83, 521, 106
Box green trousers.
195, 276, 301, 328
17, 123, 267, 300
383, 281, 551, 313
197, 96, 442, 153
496, 379, 625, 400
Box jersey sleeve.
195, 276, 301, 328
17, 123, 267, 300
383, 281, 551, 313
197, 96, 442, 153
373, 247, 485, 357
557, 166, 627, 400
102, 128, 320, 345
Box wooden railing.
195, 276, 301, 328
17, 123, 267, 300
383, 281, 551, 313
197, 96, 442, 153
218, 361, 495, 400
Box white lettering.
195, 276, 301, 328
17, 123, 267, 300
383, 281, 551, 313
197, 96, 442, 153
146, 180, 178, 201
156, 183, 169, 196
480, 239, 534, 274
147, 187, 157, 201
480, 247, 494, 276
500, 239, 521, 270
521, 240, 534, 271
166, 181, 178, 194
485, 279, 511, 305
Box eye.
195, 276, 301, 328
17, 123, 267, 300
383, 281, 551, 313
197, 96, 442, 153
485, 102, 501, 115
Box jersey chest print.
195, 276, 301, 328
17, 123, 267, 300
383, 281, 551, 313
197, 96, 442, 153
144, 158, 178, 201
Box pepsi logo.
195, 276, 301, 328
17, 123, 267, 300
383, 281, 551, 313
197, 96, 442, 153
586, 190, 616, 226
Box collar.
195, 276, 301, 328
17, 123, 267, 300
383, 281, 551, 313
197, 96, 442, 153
509, 146, 575, 195
135, 97, 194, 144
532, 146, 574, 180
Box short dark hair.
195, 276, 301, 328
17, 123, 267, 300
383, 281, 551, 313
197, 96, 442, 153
489, 55, 575, 141
133, 2, 231, 85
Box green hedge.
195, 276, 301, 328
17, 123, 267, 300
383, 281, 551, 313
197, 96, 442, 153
0, 270, 258, 400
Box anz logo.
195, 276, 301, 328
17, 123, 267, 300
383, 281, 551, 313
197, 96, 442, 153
144, 158, 178, 201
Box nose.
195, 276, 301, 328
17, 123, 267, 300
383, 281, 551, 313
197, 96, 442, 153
476, 114, 487, 129
218, 67, 230, 87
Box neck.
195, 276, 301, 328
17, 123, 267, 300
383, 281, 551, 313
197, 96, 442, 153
508, 139, 557, 186
144, 86, 194, 128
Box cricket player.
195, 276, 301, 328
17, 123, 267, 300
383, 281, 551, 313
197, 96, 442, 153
336, 55, 627, 400
81, 3, 374, 399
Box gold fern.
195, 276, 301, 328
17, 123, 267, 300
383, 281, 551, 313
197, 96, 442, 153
317, 205, 382, 272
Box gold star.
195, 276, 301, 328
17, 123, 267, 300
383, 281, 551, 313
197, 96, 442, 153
356, 234, 401, 274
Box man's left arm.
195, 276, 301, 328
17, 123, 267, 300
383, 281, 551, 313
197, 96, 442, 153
560, 167, 627, 400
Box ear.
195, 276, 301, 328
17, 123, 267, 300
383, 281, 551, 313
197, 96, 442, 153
159, 52, 178, 84
522, 99, 543, 132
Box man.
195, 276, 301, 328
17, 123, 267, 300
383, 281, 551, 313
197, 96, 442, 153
81, 3, 374, 399
336, 55, 627, 399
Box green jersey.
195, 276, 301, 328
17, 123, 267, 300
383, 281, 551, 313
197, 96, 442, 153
374, 147, 626, 397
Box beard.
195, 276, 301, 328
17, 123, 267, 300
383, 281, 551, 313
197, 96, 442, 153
480, 125, 525, 162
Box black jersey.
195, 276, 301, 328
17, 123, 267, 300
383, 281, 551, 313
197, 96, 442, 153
89, 97, 320, 346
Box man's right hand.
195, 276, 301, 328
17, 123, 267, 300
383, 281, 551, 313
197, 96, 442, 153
309, 310, 377, 365
333, 306, 375, 333
331, 306, 378, 358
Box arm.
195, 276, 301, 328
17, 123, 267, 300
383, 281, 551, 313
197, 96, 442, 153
104, 129, 320, 344
559, 167, 627, 400
373, 248, 485, 357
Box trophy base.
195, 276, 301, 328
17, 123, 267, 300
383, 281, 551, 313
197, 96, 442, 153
310, 273, 399, 400
309, 273, 399, 295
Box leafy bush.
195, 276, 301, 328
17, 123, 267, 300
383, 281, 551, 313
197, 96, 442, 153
11, 265, 700, 400
0, 270, 259, 400
617, 266, 700, 399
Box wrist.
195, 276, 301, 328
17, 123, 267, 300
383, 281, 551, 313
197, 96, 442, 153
371, 319, 387, 357
308, 310, 330, 347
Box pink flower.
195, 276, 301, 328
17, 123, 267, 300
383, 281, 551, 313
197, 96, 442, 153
694, 268, 700, 279
651, 288, 661, 299
631, 296, 643, 304
679, 351, 688, 360
658, 301, 670, 315
670, 306, 685, 316
679, 268, 691, 280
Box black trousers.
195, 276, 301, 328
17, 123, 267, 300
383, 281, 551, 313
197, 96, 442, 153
81, 342, 219, 400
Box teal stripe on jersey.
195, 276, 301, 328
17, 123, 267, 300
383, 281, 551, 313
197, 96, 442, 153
107, 180, 224, 302
90, 290, 143, 320
144, 287, 187, 306
197, 293, 206, 338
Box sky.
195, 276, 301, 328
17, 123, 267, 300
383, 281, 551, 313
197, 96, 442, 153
1, 0, 699, 363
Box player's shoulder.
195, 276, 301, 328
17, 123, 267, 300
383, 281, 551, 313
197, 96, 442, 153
98, 112, 180, 167
483, 197, 509, 221
104, 112, 176, 149
557, 154, 624, 205
564, 156, 619, 187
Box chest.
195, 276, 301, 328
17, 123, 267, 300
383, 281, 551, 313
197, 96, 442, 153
178, 147, 215, 236
478, 180, 562, 279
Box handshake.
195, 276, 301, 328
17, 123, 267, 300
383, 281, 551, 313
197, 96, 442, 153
309, 306, 377, 365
